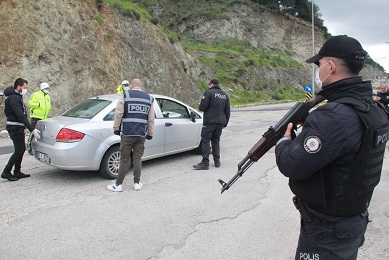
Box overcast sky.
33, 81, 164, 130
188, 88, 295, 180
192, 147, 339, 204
313, 0, 389, 72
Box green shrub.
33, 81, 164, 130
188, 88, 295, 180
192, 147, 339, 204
103, 34, 113, 41
106, 0, 153, 21
95, 15, 104, 23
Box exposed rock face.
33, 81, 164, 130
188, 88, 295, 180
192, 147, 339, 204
0, 0, 199, 130
176, 5, 325, 63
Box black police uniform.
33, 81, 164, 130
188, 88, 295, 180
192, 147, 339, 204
376, 90, 389, 107
2, 86, 35, 180
198, 85, 230, 166
275, 77, 389, 259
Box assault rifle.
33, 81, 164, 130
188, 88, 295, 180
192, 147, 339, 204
218, 95, 325, 194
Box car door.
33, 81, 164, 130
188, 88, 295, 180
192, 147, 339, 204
102, 105, 165, 159
156, 98, 201, 153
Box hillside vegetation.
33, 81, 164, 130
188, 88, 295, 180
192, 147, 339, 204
100, 0, 326, 103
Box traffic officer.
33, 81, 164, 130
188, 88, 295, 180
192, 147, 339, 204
1, 78, 41, 181
116, 80, 130, 94
275, 35, 389, 259
27, 82, 52, 155
193, 78, 230, 170
107, 78, 155, 192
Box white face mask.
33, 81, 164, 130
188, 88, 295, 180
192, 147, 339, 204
314, 62, 331, 91
123, 87, 129, 91
21, 89, 28, 96
43, 89, 50, 94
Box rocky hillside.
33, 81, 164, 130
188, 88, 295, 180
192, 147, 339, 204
0, 0, 200, 130
0, 0, 383, 130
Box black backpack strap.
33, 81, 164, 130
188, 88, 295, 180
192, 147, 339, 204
333, 97, 370, 113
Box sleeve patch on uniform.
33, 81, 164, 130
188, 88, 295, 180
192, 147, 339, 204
303, 136, 322, 154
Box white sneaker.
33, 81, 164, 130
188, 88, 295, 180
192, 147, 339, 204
107, 183, 123, 192
133, 182, 143, 191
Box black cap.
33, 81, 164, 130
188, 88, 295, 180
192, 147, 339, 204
306, 35, 366, 64
209, 78, 219, 85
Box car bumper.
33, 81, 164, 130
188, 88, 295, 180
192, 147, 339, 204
33, 137, 109, 171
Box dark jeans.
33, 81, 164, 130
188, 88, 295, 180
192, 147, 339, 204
200, 123, 224, 165
295, 211, 368, 260
4, 127, 26, 174
27, 118, 40, 152
116, 135, 146, 185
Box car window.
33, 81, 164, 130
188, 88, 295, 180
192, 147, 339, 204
103, 109, 115, 121
104, 107, 157, 121
62, 99, 111, 119
190, 109, 202, 119
156, 98, 189, 119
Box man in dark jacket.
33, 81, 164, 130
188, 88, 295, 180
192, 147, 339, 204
275, 35, 389, 259
375, 82, 389, 106
193, 79, 230, 170
2, 78, 41, 181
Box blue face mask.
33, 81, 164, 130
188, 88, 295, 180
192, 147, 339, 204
123, 87, 130, 91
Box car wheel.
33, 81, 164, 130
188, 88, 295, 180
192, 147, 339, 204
99, 145, 121, 179
99, 145, 133, 179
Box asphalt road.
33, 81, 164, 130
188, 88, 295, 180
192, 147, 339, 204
0, 103, 388, 259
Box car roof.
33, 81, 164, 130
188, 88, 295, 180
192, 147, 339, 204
90, 93, 184, 103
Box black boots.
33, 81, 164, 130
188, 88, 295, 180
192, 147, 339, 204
193, 160, 221, 170
193, 162, 209, 170
1, 171, 18, 181
15, 172, 31, 179
1, 171, 30, 181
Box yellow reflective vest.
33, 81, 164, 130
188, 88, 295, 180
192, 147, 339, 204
28, 90, 52, 119
116, 84, 124, 94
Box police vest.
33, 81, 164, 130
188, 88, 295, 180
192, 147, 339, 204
289, 97, 389, 217
122, 90, 153, 136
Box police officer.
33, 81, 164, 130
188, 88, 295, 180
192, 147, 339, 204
107, 78, 155, 192
275, 35, 389, 259
116, 80, 130, 94
1, 78, 41, 181
27, 82, 52, 155
193, 79, 230, 170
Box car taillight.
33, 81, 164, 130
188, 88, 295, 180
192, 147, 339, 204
56, 128, 85, 142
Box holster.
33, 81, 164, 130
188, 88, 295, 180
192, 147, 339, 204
293, 196, 314, 223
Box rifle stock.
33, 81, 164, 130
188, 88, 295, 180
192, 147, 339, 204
218, 95, 325, 193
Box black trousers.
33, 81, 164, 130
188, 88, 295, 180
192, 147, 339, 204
27, 118, 40, 152
200, 123, 224, 165
295, 211, 368, 260
4, 127, 26, 174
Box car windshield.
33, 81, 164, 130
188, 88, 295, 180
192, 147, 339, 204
62, 99, 111, 119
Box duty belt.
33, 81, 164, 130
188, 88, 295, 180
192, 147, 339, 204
7, 121, 24, 126
293, 196, 314, 223
293, 196, 370, 224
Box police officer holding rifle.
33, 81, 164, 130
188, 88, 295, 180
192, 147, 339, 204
275, 35, 389, 259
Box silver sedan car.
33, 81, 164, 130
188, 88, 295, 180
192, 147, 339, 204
32, 94, 203, 179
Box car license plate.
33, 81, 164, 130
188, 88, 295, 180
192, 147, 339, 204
35, 152, 51, 164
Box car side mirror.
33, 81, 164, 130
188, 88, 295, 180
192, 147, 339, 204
190, 111, 196, 122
